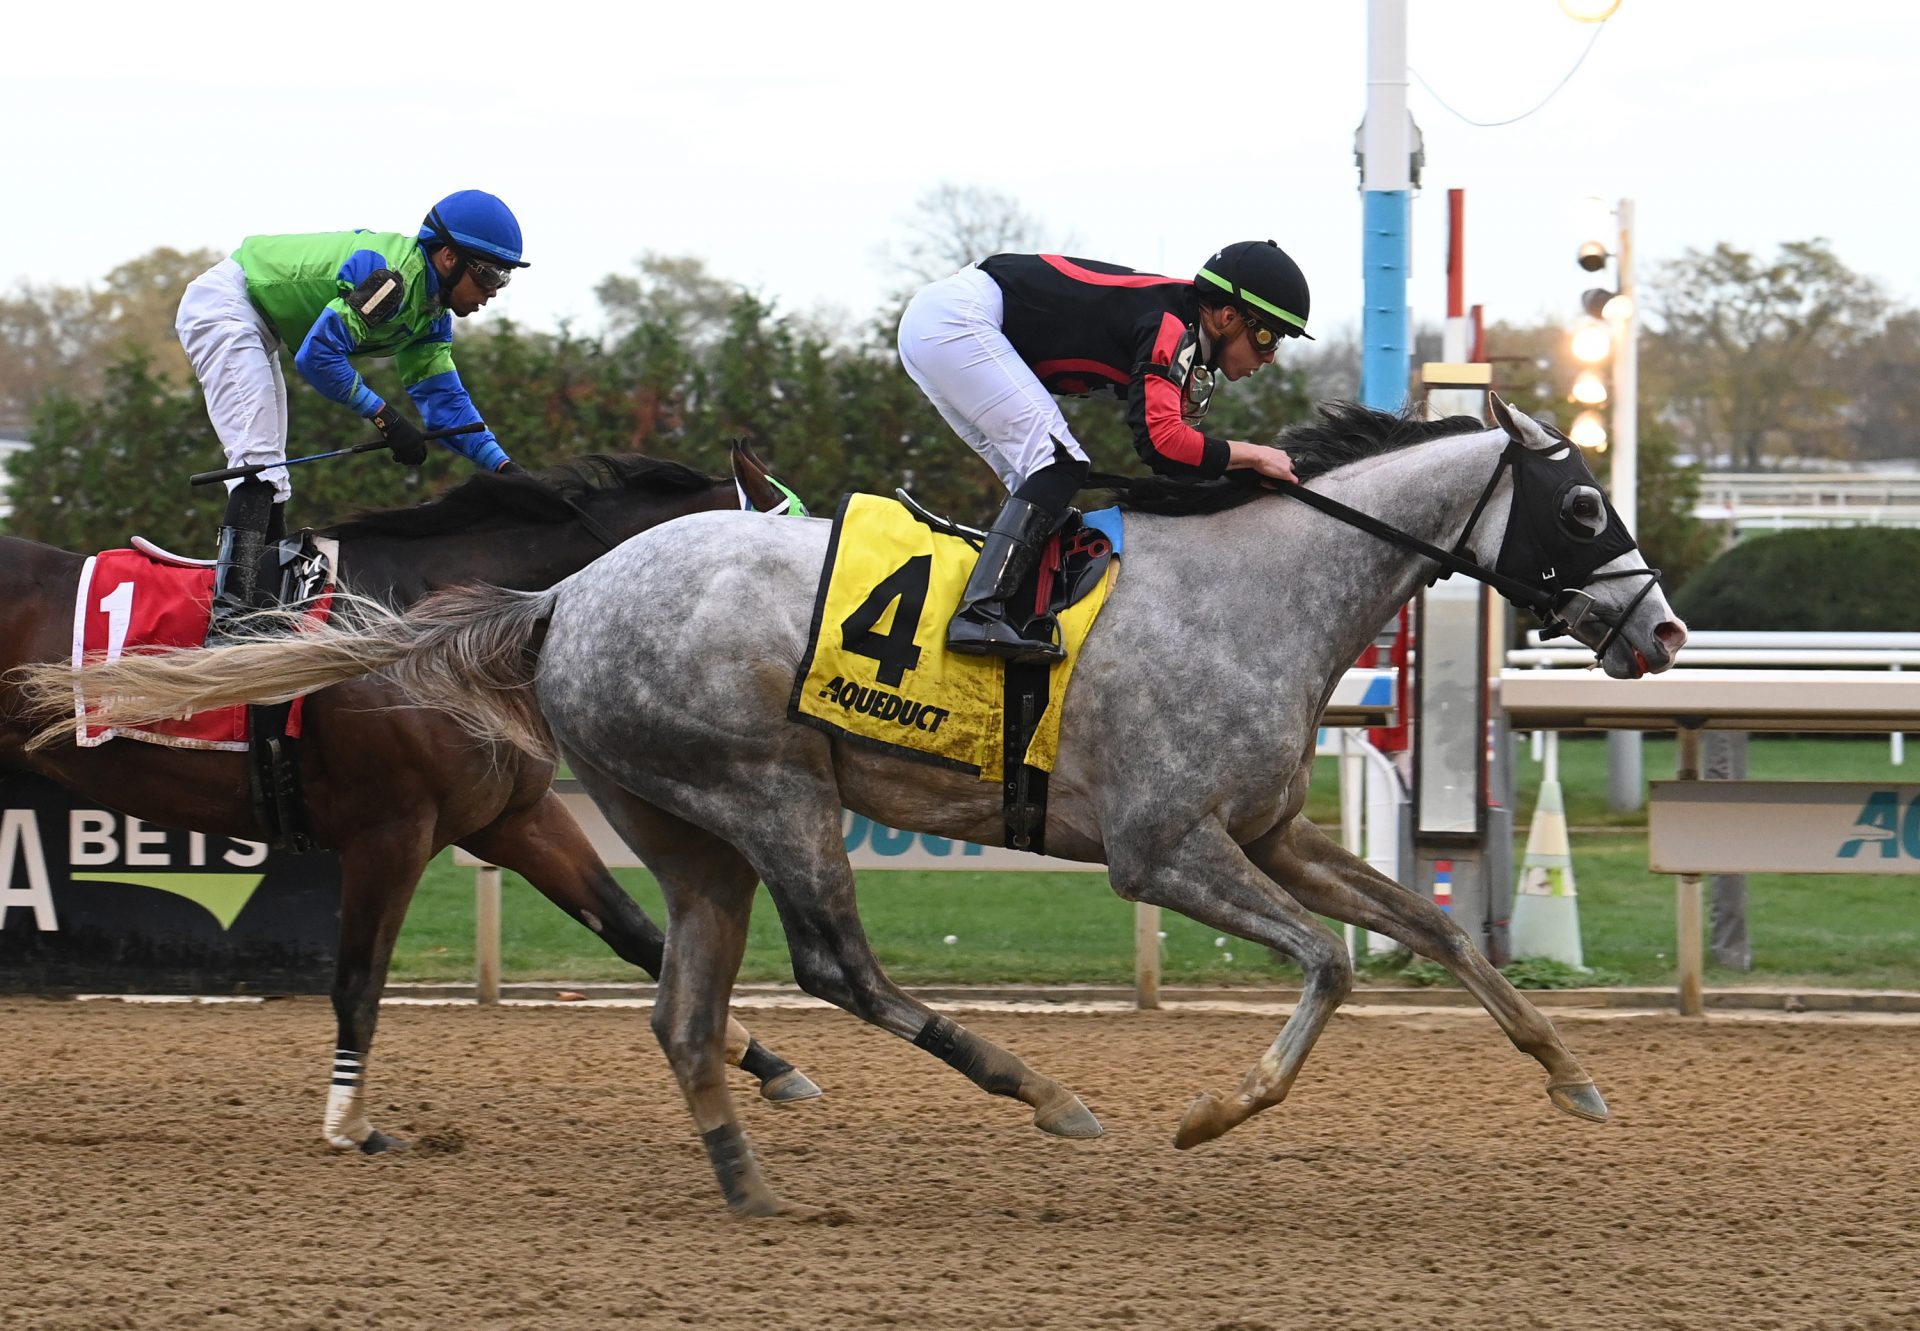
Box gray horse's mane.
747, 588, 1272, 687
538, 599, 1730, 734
1091, 402, 1487, 516
330, 454, 722, 540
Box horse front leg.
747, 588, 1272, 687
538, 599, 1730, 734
326, 823, 433, 1154
1244, 817, 1608, 1124
457, 793, 822, 1104
1108, 816, 1355, 1149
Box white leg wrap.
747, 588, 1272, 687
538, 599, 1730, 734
323, 1048, 374, 1149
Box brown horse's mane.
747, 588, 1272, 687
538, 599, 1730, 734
328, 454, 723, 540
1091, 402, 1488, 516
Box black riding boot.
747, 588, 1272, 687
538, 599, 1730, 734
204, 479, 275, 645
948, 455, 1087, 662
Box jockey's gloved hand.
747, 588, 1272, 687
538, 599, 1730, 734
496, 460, 527, 476
371, 403, 429, 466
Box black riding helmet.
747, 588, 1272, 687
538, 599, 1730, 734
1196, 240, 1314, 342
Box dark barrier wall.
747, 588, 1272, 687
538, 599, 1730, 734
0, 774, 340, 994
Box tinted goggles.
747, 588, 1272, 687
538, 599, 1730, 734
1240, 307, 1283, 354
462, 253, 514, 291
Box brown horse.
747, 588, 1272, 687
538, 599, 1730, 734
0, 447, 819, 1153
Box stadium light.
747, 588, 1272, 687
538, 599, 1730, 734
1570, 318, 1612, 365
1569, 409, 1608, 450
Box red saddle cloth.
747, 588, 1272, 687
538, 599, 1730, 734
72, 549, 319, 751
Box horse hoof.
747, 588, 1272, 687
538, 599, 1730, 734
759, 1069, 824, 1104
732, 1193, 825, 1220
1173, 1092, 1234, 1150
1548, 1079, 1610, 1124
359, 1130, 412, 1155
1033, 1095, 1103, 1139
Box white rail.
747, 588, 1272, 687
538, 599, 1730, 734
1515, 631, 1913, 762
1492, 665, 1920, 1016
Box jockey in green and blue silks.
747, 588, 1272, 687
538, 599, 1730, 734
175, 189, 531, 639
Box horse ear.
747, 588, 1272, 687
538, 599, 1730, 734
731, 438, 783, 513
1488, 393, 1557, 451
1488, 392, 1519, 437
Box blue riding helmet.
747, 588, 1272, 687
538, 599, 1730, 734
418, 190, 530, 268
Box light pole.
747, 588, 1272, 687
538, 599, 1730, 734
1574, 197, 1641, 809
1360, 0, 1412, 412
1605, 200, 1640, 811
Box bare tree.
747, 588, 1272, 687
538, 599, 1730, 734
1843, 308, 1920, 464
884, 184, 1049, 287
1647, 240, 1888, 469
594, 252, 744, 351
0, 246, 218, 430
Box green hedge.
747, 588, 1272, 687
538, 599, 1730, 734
1674, 526, 1920, 630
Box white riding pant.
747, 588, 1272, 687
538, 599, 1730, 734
896, 265, 1088, 493
175, 258, 292, 501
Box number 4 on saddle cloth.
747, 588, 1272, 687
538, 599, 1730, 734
790, 493, 1121, 851
71, 538, 336, 849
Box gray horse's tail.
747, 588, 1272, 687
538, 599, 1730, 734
18, 585, 558, 760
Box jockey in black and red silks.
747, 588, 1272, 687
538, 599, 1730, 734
898, 240, 1315, 662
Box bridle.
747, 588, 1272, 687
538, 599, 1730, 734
1271, 437, 1663, 664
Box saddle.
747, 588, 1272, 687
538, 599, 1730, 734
794, 493, 1122, 854
245, 533, 336, 853
115, 531, 336, 853
895, 488, 1119, 636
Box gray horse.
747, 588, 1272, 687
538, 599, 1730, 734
37, 398, 1687, 1218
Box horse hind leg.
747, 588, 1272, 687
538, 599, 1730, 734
566, 767, 814, 1218
738, 802, 1100, 1142
1245, 817, 1607, 1124
456, 794, 821, 1104
1109, 816, 1356, 1150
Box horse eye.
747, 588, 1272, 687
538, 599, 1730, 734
1561, 487, 1606, 536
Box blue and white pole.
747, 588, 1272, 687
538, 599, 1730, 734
1361, 0, 1411, 412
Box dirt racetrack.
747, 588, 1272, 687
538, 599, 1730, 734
2, 997, 1916, 1331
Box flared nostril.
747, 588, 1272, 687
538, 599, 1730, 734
1656, 620, 1689, 652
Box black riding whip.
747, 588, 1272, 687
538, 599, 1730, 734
189, 423, 487, 486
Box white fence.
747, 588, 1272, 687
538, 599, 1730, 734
1692, 472, 1920, 534
1513, 631, 1916, 763
1502, 632, 1920, 1013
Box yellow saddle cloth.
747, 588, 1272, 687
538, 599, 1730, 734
790, 493, 1117, 781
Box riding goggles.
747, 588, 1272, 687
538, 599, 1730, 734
1240, 308, 1282, 354
462, 254, 514, 291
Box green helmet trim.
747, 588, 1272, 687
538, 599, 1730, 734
1197, 267, 1308, 331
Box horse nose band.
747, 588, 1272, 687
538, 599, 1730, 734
1538, 566, 1665, 663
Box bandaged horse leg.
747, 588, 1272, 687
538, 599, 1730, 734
324, 824, 435, 1153
1244, 816, 1607, 1123
455, 793, 820, 1103
1109, 816, 1354, 1150
745, 800, 1099, 1140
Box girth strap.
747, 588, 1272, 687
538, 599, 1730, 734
1002, 661, 1050, 853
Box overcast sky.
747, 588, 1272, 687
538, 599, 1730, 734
6, 1, 1912, 345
